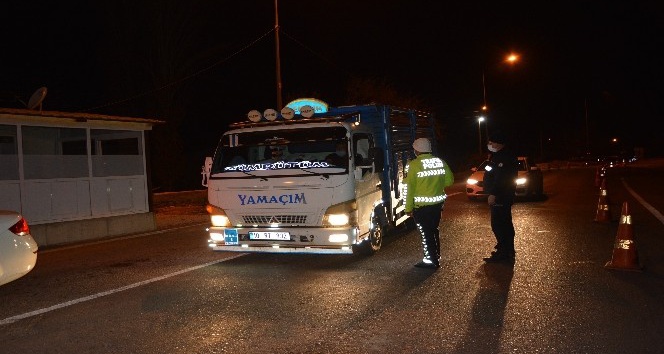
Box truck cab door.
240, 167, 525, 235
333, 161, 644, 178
352, 134, 382, 236
353, 134, 378, 180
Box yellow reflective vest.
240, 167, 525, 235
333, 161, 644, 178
404, 153, 454, 212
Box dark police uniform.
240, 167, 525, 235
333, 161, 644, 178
483, 142, 518, 262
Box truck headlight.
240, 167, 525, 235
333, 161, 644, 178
327, 214, 350, 226
324, 199, 357, 226
206, 203, 231, 227
515, 177, 527, 185
467, 178, 479, 185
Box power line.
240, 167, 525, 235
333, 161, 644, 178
82, 28, 275, 113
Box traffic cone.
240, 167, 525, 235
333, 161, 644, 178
594, 179, 611, 223
605, 201, 642, 271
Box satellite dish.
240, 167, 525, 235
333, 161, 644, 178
27, 87, 48, 110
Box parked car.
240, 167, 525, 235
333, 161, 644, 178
466, 156, 544, 200
0, 210, 38, 286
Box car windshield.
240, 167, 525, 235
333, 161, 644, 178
210, 126, 348, 175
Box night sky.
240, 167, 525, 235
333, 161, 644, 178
3, 1, 663, 178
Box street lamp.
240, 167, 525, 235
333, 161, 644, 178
506, 53, 519, 64
481, 53, 520, 112
477, 116, 485, 155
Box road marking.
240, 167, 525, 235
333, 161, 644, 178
621, 178, 664, 225
0, 253, 245, 325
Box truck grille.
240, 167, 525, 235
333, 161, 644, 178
242, 215, 308, 225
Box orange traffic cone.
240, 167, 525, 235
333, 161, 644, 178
605, 201, 642, 271
594, 179, 611, 223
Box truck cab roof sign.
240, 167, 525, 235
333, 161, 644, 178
285, 98, 329, 115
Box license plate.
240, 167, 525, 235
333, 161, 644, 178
248, 231, 290, 240
224, 229, 239, 245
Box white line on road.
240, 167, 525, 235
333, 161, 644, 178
0, 253, 245, 325
621, 178, 664, 226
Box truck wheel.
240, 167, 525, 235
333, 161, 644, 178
355, 217, 383, 255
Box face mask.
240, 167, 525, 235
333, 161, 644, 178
336, 150, 347, 157
487, 144, 498, 153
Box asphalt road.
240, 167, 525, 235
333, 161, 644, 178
1, 159, 663, 353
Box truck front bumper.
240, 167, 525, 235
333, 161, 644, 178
207, 226, 359, 255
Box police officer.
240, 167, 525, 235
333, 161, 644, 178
482, 131, 518, 263
404, 138, 454, 269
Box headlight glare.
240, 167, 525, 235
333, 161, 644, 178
327, 214, 350, 226
207, 203, 231, 226
324, 199, 357, 226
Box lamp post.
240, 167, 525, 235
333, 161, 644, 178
480, 53, 520, 113
476, 53, 519, 155
477, 116, 485, 155
274, 0, 283, 109
482, 71, 488, 112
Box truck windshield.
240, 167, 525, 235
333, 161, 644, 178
211, 127, 349, 174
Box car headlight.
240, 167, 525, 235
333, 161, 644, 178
515, 177, 527, 185
324, 200, 357, 226
467, 178, 479, 185
206, 203, 231, 227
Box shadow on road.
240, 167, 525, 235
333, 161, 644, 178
455, 263, 514, 353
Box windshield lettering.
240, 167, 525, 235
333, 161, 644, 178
224, 160, 334, 171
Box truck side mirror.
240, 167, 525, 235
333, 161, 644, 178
201, 156, 212, 187
368, 147, 384, 172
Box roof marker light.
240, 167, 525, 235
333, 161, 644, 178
264, 108, 278, 121
247, 110, 262, 122
281, 107, 295, 120
300, 105, 315, 118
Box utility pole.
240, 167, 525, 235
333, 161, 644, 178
585, 98, 590, 154
274, 0, 283, 109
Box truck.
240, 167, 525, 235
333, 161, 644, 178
201, 98, 436, 255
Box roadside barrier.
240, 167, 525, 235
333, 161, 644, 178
605, 201, 642, 271
594, 179, 612, 223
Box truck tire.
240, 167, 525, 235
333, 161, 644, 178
355, 216, 383, 255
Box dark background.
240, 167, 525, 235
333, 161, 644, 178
2, 1, 662, 190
